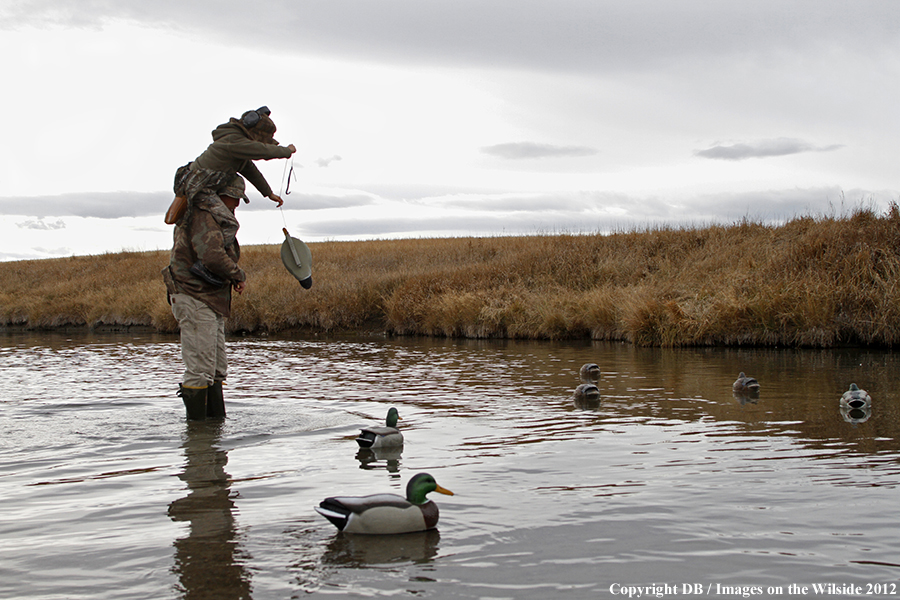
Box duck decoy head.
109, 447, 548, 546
407, 473, 454, 504
386, 407, 400, 428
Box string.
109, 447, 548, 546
278, 157, 294, 230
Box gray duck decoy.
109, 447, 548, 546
840, 383, 871, 409
732, 372, 760, 393
579, 363, 601, 382
356, 407, 403, 449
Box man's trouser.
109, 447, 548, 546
170, 293, 226, 389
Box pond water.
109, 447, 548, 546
0, 331, 898, 599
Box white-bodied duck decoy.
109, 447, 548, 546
315, 472, 454, 534
732, 372, 760, 393
840, 383, 871, 409
579, 363, 601, 382
356, 407, 403, 449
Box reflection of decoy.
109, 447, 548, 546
732, 391, 759, 405
356, 407, 403, 449
356, 446, 402, 473
841, 405, 872, 424
573, 364, 602, 408
732, 372, 760, 393
321, 529, 440, 566
572, 383, 601, 404
315, 473, 454, 534
579, 363, 601, 382
840, 383, 871, 409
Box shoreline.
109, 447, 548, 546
4, 208, 900, 348
0, 323, 890, 350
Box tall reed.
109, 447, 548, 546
3, 207, 900, 347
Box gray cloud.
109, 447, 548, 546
295, 213, 598, 238
442, 193, 599, 213
17, 218, 66, 230
481, 142, 598, 160
0, 192, 171, 219
0, 246, 73, 262
0, 190, 373, 218
4, 1, 897, 76
688, 187, 895, 221
694, 138, 845, 161
353, 183, 501, 202
1, 184, 882, 239
298, 186, 893, 239
247, 193, 374, 212
316, 155, 343, 167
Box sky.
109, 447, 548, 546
1, 1, 899, 262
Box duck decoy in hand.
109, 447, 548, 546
356, 407, 403, 449
579, 363, 601, 382
315, 472, 454, 534
732, 372, 760, 393
840, 383, 871, 409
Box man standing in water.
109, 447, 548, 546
163, 106, 296, 419
163, 175, 250, 419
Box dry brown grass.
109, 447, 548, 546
3, 206, 900, 347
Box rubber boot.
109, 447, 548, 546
178, 384, 208, 420
206, 380, 226, 419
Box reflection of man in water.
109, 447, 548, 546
168, 422, 251, 599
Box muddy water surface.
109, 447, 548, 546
0, 332, 898, 599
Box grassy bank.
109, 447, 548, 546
3, 207, 900, 347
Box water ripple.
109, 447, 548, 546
1, 333, 899, 599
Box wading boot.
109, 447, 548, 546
206, 380, 226, 419
177, 384, 208, 420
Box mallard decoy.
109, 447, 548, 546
840, 383, 871, 409
315, 472, 454, 534
572, 383, 601, 403
732, 372, 760, 393
356, 407, 402, 449
572, 382, 601, 409
579, 363, 601, 382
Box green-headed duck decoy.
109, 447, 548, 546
315, 473, 454, 534
356, 407, 403, 449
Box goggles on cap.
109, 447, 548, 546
241, 106, 271, 129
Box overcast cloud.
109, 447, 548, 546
695, 138, 847, 161
6, 1, 898, 74
1, 1, 898, 261
17, 218, 67, 231
481, 142, 598, 160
